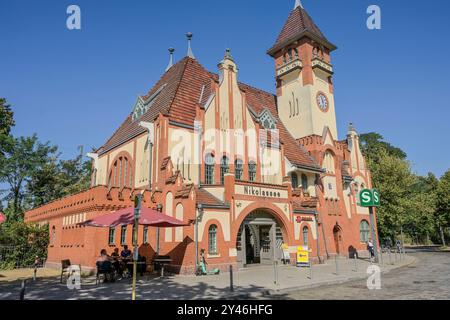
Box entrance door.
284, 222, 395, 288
259, 225, 273, 264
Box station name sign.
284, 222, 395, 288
244, 186, 282, 198
235, 185, 288, 199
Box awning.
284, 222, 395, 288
0, 212, 5, 225
81, 207, 190, 228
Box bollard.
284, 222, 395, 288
20, 280, 26, 300
334, 255, 339, 275
273, 261, 279, 285
229, 265, 234, 292
353, 256, 358, 272
33, 268, 37, 282
308, 261, 313, 280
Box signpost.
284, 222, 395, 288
296, 246, 309, 267
359, 189, 381, 263
131, 194, 142, 301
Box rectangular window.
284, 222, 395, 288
205, 165, 214, 185
143, 226, 149, 244
120, 225, 127, 245
108, 227, 115, 245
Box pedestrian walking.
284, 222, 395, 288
367, 239, 375, 262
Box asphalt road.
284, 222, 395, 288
270, 246, 450, 300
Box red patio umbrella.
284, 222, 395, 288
81, 207, 190, 228
0, 212, 6, 225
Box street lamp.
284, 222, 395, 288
195, 203, 204, 274
156, 204, 163, 255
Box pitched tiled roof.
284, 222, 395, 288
195, 188, 228, 208
99, 56, 320, 170
293, 198, 318, 213
99, 57, 214, 155
267, 7, 336, 56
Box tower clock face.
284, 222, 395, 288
316, 92, 329, 112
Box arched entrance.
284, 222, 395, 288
333, 225, 343, 255
236, 210, 286, 268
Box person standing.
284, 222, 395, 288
367, 239, 375, 260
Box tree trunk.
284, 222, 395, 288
440, 226, 446, 247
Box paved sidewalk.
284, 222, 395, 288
0, 252, 415, 300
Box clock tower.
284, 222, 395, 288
268, 0, 338, 140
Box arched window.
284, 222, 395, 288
51, 226, 56, 246
235, 159, 243, 180
220, 156, 229, 185
208, 225, 218, 254
291, 173, 299, 189
301, 174, 308, 193
248, 161, 257, 182
303, 226, 309, 246
360, 220, 370, 243
205, 153, 215, 185
110, 155, 132, 188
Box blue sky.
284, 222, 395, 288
1, 0, 449, 178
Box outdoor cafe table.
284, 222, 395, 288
153, 257, 172, 277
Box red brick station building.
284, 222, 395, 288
25, 1, 377, 274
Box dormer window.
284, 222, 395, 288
259, 109, 277, 130
131, 84, 167, 121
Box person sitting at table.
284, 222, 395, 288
121, 245, 133, 277
110, 248, 122, 278
96, 249, 115, 282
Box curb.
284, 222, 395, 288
223, 256, 417, 299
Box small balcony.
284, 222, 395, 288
276, 57, 303, 78
311, 57, 334, 75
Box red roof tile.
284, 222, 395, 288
99, 57, 320, 170
195, 188, 228, 207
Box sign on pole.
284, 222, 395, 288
359, 189, 380, 208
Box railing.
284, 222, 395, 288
311, 57, 333, 74
276, 57, 303, 78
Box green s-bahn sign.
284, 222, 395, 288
359, 189, 380, 207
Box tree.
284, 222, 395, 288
26, 151, 92, 208
0, 135, 58, 221
360, 132, 439, 243
360, 132, 407, 161
0, 98, 14, 136
436, 170, 450, 245
367, 149, 416, 240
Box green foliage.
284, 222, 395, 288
360, 132, 407, 160
0, 135, 58, 220
0, 221, 49, 270
436, 170, 450, 228
361, 132, 443, 244
0, 98, 15, 137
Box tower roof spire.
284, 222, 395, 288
186, 32, 195, 59
267, 2, 336, 56
165, 47, 175, 72
294, 0, 303, 10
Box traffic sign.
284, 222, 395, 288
359, 189, 380, 208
